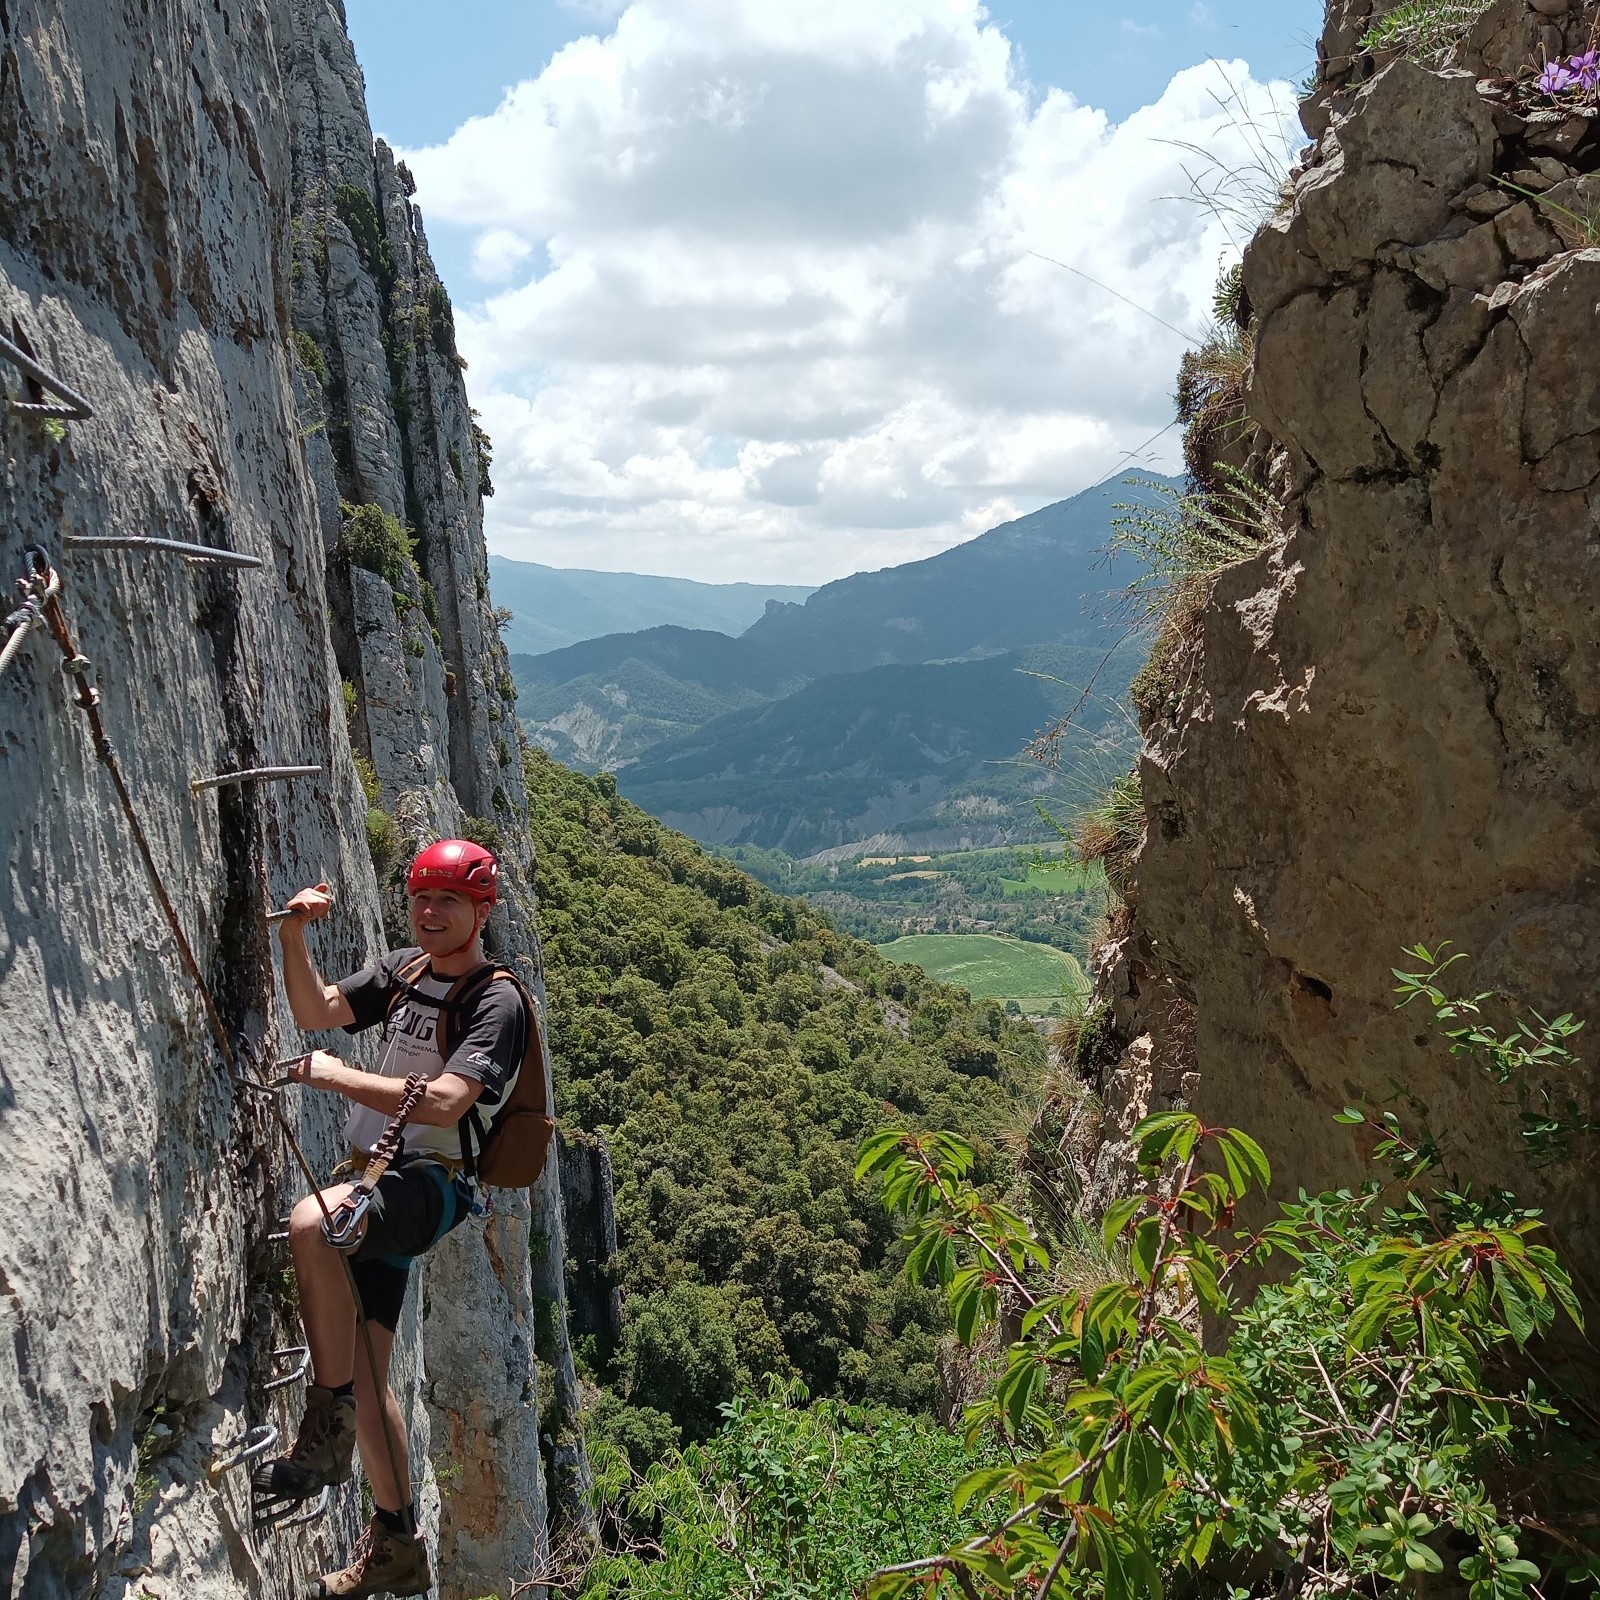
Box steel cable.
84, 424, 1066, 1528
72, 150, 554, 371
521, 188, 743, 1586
24, 551, 419, 1542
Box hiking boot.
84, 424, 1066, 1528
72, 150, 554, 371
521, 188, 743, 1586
251, 1385, 357, 1500
309, 1517, 431, 1599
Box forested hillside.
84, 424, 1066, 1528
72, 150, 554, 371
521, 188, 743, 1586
525, 748, 1046, 1453
617, 639, 1142, 855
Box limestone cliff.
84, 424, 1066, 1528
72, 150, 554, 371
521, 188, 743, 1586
0, 2, 585, 1596
1079, 0, 1600, 1313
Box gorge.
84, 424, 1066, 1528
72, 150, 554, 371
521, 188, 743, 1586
2, 0, 1598, 1596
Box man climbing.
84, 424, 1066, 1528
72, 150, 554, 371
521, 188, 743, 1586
257, 838, 530, 1599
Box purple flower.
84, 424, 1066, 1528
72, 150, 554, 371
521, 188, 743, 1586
1569, 50, 1600, 91
1539, 59, 1576, 94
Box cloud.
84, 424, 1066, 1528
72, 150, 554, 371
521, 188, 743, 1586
401, 0, 1296, 582
470, 228, 537, 283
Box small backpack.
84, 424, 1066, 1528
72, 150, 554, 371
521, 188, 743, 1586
387, 956, 554, 1187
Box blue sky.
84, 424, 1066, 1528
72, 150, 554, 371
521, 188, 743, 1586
342, 0, 1323, 583
346, 1, 1321, 146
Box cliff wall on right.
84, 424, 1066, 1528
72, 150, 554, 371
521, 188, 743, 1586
1083, 0, 1599, 1298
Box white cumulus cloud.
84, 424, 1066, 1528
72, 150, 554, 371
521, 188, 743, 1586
401, 0, 1297, 583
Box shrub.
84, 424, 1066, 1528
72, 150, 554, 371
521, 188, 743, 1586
418, 578, 440, 630
579, 1385, 987, 1598
855, 964, 1596, 1600
471, 411, 495, 498
333, 182, 393, 294
292, 330, 326, 383
365, 807, 398, 874
1111, 466, 1282, 623
353, 755, 381, 808
1112, 467, 1283, 728
621, 1282, 740, 1443
460, 814, 504, 855
1176, 323, 1253, 491
337, 501, 415, 589
426, 279, 457, 364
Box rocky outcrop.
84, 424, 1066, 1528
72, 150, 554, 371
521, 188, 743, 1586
0, 2, 584, 1596
1084, 0, 1600, 1309
559, 1132, 622, 1353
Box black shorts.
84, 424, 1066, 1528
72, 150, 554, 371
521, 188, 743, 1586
347, 1155, 474, 1330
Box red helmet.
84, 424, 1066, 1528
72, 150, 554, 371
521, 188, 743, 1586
406, 839, 499, 904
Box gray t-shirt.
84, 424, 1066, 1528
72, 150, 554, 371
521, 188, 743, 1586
337, 949, 525, 1162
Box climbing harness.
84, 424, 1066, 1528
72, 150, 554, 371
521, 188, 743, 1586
191, 764, 320, 795
0, 546, 60, 683
0, 329, 93, 420
66, 533, 263, 571
320, 1073, 428, 1251
231, 1056, 420, 1544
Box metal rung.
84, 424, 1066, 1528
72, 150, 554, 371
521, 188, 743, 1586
191, 765, 320, 794
233, 1072, 295, 1097
263, 1346, 311, 1393
267, 1211, 292, 1245
66, 534, 262, 570
254, 1484, 330, 1533
208, 1423, 278, 1478
0, 331, 94, 420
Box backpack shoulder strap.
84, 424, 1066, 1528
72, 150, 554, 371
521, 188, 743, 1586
383, 953, 434, 1026
434, 962, 506, 1063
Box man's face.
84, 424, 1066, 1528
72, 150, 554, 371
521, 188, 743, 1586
409, 887, 482, 954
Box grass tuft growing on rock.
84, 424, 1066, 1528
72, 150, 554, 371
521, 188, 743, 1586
1071, 768, 1145, 891
1359, 0, 1496, 62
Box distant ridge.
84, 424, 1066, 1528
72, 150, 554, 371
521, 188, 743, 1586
511, 475, 1168, 833
487, 555, 812, 655
735, 477, 1161, 678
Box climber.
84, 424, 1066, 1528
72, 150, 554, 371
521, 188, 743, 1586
256, 839, 529, 1600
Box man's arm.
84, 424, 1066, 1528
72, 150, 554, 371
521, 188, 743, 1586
289, 1050, 483, 1126
275, 882, 356, 1031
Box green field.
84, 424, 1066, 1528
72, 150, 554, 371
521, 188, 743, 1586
876, 933, 1088, 1007
998, 860, 1102, 897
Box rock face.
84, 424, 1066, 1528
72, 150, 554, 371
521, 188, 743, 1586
0, 3, 585, 1597
559, 1132, 623, 1353
1086, 3, 1600, 1305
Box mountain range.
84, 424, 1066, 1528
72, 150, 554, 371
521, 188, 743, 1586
487, 555, 812, 656
620, 639, 1145, 857
510, 476, 1171, 856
